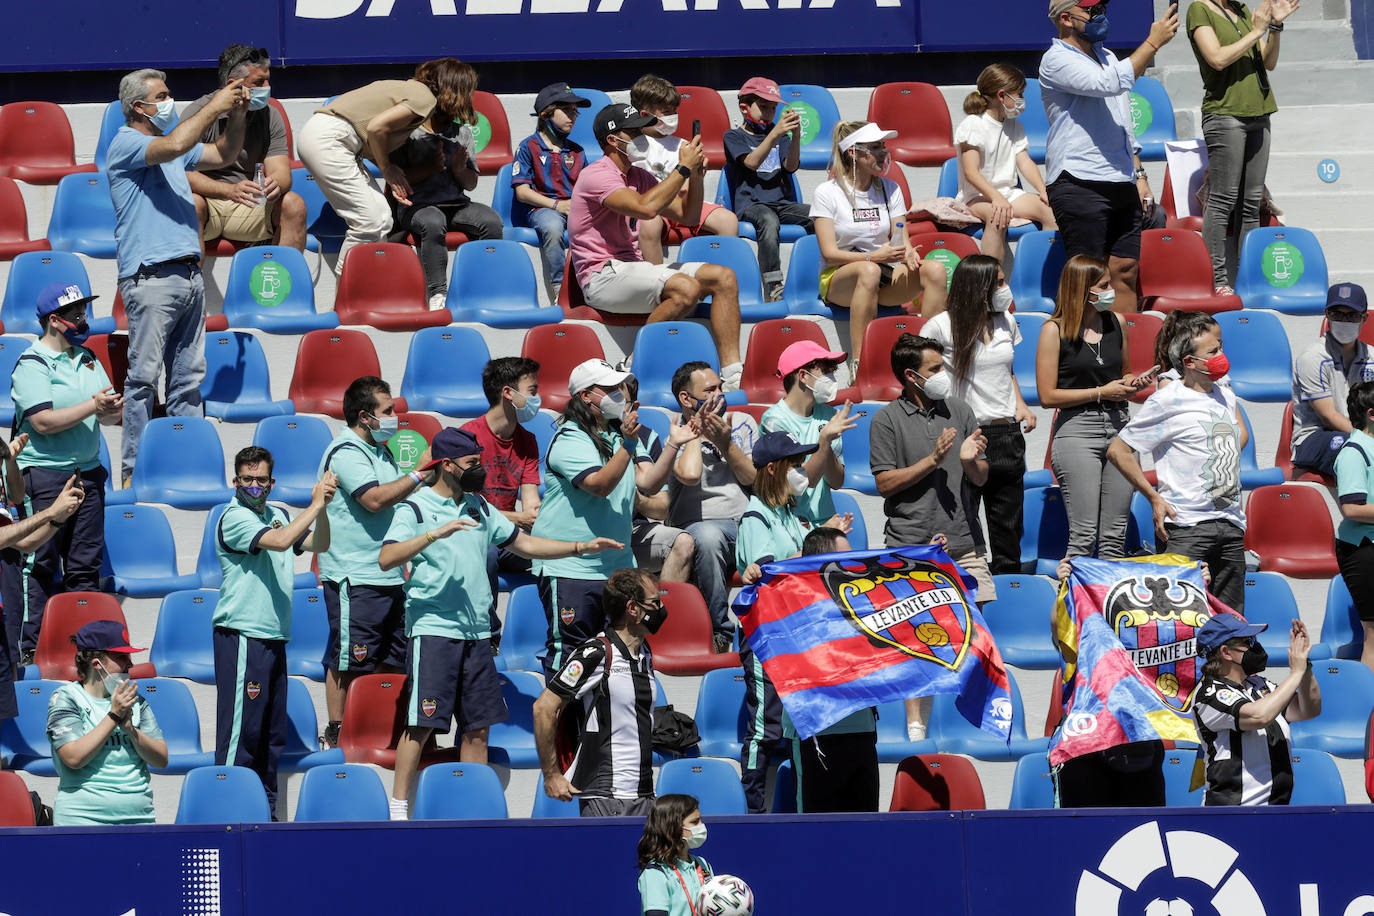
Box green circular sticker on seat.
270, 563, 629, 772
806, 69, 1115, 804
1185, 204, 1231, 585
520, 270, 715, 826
472, 112, 492, 154
925, 248, 963, 291
388, 430, 428, 474
1262, 241, 1305, 288
249, 261, 291, 308
782, 102, 820, 147
1128, 92, 1152, 136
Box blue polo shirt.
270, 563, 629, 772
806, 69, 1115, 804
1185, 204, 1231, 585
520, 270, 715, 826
512, 133, 585, 200
1039, 39, 1139, 184
105, 126, 204, 279
10, 341, 111, 472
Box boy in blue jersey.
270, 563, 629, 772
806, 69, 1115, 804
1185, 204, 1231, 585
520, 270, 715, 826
512, 83, 590, 298
214, 446, 336, 816
378, 428, 621, 820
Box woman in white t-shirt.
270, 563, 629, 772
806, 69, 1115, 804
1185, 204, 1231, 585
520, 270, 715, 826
811, 121, 951, 367
924, 255, 1034, 574
954, 64, 1057, 266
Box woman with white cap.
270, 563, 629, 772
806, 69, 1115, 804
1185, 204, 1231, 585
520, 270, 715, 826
529, 358, 696, 681
811, 121, 951, 359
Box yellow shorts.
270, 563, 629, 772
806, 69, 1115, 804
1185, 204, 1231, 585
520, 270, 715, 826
202, 196, 275, 243
818, 264, 839, 302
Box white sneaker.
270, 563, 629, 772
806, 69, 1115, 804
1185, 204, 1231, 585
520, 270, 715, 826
388, 798, 409, 821
428, 293, 447, 311
720, 362, 743, 393
906, 722, 927, 742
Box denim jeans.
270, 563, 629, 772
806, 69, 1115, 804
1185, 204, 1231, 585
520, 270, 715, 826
740, 201, 812, 285
685, 518, 738, 639
527, 206, 569, 287
397, 201, 504, 297
1200, 113, 1271, 287
1050, 406, 1132, 560
118, 263, 206, 476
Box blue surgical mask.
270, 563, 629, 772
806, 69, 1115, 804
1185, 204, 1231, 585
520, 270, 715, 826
1083, 13, 1110, 42
143, 97, 177, 132
54, 315, 90, 347
546, 119, 571, 142
369, 414, 398, 443
514, 393, 542, 424
237, 484, 269, 513
248, 86, 271, 111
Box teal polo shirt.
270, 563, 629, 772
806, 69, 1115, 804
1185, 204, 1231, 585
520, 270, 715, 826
47, 682, 163, 826
214, 500, 300, 640
736, 495, 808, 574
385, 487, 517, 640
11, 341, 111, 472
317, 429, 406, 587
760, 400, 841, 523
1336, 429, 1374, 546
530, 423, 639, 579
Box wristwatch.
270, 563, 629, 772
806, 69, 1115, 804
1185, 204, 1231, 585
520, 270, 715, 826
675, 164, 692, 179
1134, 167, 1148, 180
1268, 21, 1284, 31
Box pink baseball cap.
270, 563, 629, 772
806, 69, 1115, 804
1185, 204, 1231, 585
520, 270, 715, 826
738, 78, 783, 104
777, 341, 847, 378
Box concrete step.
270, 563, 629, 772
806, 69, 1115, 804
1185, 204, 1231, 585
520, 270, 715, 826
1279, 191, 1374, 229
1156, 0, 1349, 24
1158, 59, 1374, 111
1271, 104, 1374, 150
1153, 18, 1354, 72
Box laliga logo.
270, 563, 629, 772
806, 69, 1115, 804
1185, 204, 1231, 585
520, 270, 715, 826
298, 0, 900, 17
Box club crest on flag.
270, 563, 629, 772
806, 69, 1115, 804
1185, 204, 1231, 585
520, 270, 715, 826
821, 554, 972, 670
1105, 575, 1212, 712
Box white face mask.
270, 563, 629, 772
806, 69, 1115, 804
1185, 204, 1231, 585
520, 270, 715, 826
513, 391, 542, 423
1090, 287, 1116, 312
684, 821, 708, 849
990, 285, 1014, 313
807, 370, 839, 404
1002, 95, 1026, 119
786, 466, 809, 497
142, 97, 178, 132
95, 660, 129, 697
368, 413, 398, 443
1329, 318, 1363, 345
920, 369, 952, 401
647, 113, 679, 136
597, 389, 626, 421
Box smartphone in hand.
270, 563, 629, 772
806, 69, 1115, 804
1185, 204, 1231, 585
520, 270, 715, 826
691, 119, 701, 138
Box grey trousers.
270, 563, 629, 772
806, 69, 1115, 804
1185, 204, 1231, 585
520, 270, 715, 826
579, 795, 655, 817
1200, 112, 1272, 287
1051, 406, 1133, 560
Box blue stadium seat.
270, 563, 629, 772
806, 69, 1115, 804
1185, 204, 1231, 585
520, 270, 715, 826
1019, 79, 1049, 164
1129, 76, 1178, 161
1242, 572, 1328, 665
490, 163, 540, 247
202, 330, 295, 421
495, 586, 549, 674
287, 588, 329, 680
1013, 313, 1046, 406
831, 490, 869, 550
695, 667, 748, 759
840, 408, 879, 495
1237, 404, 1284, 489
531, 774, 581, 818
1288, 748, 1347, 804
635, 407, 673, 445
251, 414, 334, 507
1, 250, 91, 336
292, 167, 346, 253
1007, 230, 1065, 314
92, 100, 124, 171
175, 765, 271, 824
131, 417, 232, 509
526, 410, 559, 499
46, 172, 116, 257
487, 669, 544, 767
0, 336, 32, 427
679, 235, 784, 323
874, 700, 939, 763
568, 88, 614, 160
980, 574, 1060, 669
196, 505, 229, 589
399, 326, 491, 416
929, 670, 1048, 760
149, 589, 218, 684
1320, 574, 1362, 660
281, 677, 345, 771
139, 677, 215, 774
446, 240, 560, 327
630, 322, 743, 410
98, 435, 134, 507
223, 246, 338, 334
1235, 227, 1329, 315
1125, 490, 1157, 555
782, 234, 826, 317
102, 505, 201, 598
1021, 486, 1068, 576
1289, 659, 1374, 757
777, 84, 841, 170
1213, 310, 1292, 402
935, 158, 1035, 244
714, 170, 809, 243
0, 680, 63, 774
294, 764, 390, 821
656, 757, 747, 815
770, 758, 797, 813
1008, 752, 1054, 808
1161, 747, 1204, 805
413, 762, 509, 819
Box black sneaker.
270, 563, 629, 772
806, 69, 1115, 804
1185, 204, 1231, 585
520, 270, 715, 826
319, 721, 341, 750
17, 650, 33, 668
712, 634, 731, 655
490, 634, 502, 656
765, 281, 785, 302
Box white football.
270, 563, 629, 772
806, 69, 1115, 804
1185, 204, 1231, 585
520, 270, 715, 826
697, 874, 754, 916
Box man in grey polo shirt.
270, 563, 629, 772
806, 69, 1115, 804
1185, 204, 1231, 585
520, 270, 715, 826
869, 333, 991, 741
1291, 283, 1374, 477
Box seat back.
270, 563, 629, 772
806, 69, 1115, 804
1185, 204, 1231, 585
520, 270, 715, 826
839, 409, 876, 492
103, 504, 181, 581
0, 771, 35, 826
1007, 230, 1065, 315
338, 673, 409, 762
389, 412, 443, 475
1243, 484, 1336, 568
93, 100, 125, 170
1321, 573, 1362, 660
295, 764, 390, 821
0, 680, 65, 767
1, 250, 91, 336
1128, 76, 1179, 155
196, 506, 230, 589
1012, 313, 1046, 406
679, 235, 765, 313
1214, 309, 1293, 398
929, 669, 1033, 746
287, 588, 330, 679
890, 753, 986, 811
399, 325, 491, 412
0, 176, 41, 246
857, 315, 926, 401
568, 88, 615, 158
497, 586, 549, 673
910, 231, 979, 290
1240, 571, 1302, 665
1021, 486, 1069, 570
1019, 79, 1049, 162
1236, 227, 1330, 313
175, 765, 271, 824
867, 82, 955, 166
413, 762, 509, 819
149, 589, 218, 682
35, 592, 129, 680
693, 668, 748, 753
486, 669, 544, 761
1138, 228, 1223, 302
520, 323, 605, 414
491, 163, 531, 233
0, 101, 79, 170
1161, 747, 1204, 805
202, 330, 278, 407
450, 239, 540, 311
47, 172, 115, 253
936, 157, 960, 198
471, 90, 513, 172
531, 774, 582, 817
1122, 312, 1164, 400
1289, 748, 1347, 804
740, 318, 831, 403
130, 417, 230, 504
251, 415, 333, 493
673, 87, 730, 170
781, 234, 825, 316
646, 581, 725, 664
291, 167, 348, 252
334, 242, 428, 322
655, 758, 747, 815
288, 329, 384, 418
631, 322, 721, 409
138, 677, 206, 759
980, 574, 1059, 668
830, 490, 869, 549
1008, 752, 1054, 809
223, 246, 320, 325
777, 84, 841, 168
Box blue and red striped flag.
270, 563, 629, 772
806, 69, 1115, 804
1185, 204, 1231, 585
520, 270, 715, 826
1048, 555, 1242, 765
732, 545, 1013, 741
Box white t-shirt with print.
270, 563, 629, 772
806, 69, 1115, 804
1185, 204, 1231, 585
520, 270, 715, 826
953, 113, 1028, 205
810, 177, 907, 252
1119, 381, 1245, 530
924, 310, 1022, 422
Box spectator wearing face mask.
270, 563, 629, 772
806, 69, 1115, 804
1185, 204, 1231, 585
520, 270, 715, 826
513, 84, 590, 299
637, 794, 715, 915
955, 63, 1057, 266
923, 256, 1035, 575
1291, 284, 1374, 478
760, 342, 858, 531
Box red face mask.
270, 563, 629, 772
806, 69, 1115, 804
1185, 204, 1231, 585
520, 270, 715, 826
1194, 351, 1229, 381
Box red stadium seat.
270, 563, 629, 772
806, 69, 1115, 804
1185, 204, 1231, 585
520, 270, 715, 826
857, 315, 926, 401
1160, 168, 1203, 233
1275, 401, 1335, 486
472, 90, 514, 172
908, 230, 980, 262
557, 251, 647, 326
732, 404, 769, 424
1244, 484, 1339, 578
520, 323, 606, 414
1121, 312, 1164, 403
740, 318, 833, 404
35, 592, 156, 681
0, 102, 97, 185
1137, 229, 1242, 314
267, 97, 298, 164
1365, 707, 1374, 802
288, 329, 408, 419
889, 754, 986, 811
0, 771, 35, 826
334, 243, 453, 330
0, 177, 51, 259
403, 230, 470, 251
110, 289, 227, 333
672, 86, 730, 170
867, 83, 957, 167
646, 581, 740, 676
337, 673, 461, 770
398, 412, 443, 442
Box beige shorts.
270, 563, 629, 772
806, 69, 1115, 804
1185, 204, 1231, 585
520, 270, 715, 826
582, 259, 705, 314
952, 548, 998, 604
202, 196, 276, 243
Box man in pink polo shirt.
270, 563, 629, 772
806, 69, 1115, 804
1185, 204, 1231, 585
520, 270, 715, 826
569, 104, 743, 389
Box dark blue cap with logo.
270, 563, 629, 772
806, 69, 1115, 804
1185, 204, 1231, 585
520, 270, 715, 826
533, 83, 590, 116
1196, 614, 1267, 656
73, 620, 145, 654
36, 281, 97, 320
1327, 283, 1368, 314
419, 427, 483, 471
752, 430, 819, 468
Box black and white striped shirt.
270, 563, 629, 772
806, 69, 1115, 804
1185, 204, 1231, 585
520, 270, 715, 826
548, 630, 655, 800
1194, 674, 1293, 806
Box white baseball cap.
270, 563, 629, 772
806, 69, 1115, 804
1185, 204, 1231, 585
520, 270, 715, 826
568, 358, 632, 396
839, 122, 898, 153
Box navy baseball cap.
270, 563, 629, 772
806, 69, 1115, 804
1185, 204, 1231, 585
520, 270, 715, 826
752, 431, 818, 468
1327, 283, 1368, 314
36, 281, 97, 320
418, 428, 483, 471
533, 83, 590, 116
1196, 615, 1267, 656
73, 620, 145, 654
593, 104, 658, 146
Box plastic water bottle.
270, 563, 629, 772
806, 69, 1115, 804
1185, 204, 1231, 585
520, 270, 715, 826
253, 163, 266, 207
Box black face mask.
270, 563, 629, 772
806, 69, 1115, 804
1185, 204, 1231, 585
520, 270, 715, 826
638, 600, 668, 634
458, 465, 487, 493
1241, 642, 1268, 676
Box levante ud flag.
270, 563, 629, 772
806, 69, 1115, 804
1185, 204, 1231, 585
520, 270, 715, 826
1049, 554, 1243, 765
732, 544, 1014, 741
